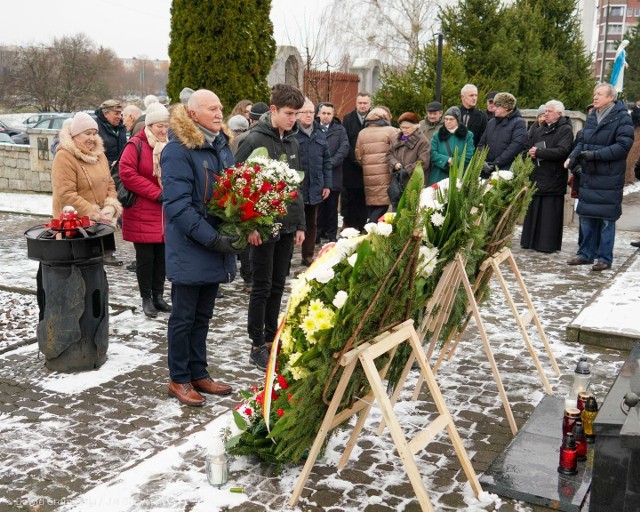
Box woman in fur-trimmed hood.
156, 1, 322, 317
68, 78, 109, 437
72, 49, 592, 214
51, 112, 122, 224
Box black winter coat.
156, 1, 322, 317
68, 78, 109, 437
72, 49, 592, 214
342, 109, 367, 188
527, 116, 574, 196
322, 119, 350, 190
478, 109, 528, 169
458, 106, 487, 147
95, 110, 127, 166
234, 114, 306, 234
569, 100, 634, 221
296, 122, 332, 205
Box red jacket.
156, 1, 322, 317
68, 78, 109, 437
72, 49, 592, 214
119, 129, 165, 243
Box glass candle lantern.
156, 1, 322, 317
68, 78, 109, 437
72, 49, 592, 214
206, 438, 229, 488
573, 420, 587, 461
571, 358, 591, 399
558, 432, 578, 475
581, 395, 598, 443
563, 407, 581, 437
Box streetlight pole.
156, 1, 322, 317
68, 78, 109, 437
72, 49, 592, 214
599, 0, 611, 82
435, 33, 444, 104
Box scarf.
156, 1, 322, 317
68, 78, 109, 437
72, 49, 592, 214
596, 103, 615, 124
144, 127, 167, 186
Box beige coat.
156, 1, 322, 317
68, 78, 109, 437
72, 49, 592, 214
51, 125, 122, 222
356, 121, 399, 206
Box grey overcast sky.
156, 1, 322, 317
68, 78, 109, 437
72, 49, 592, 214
2, 0, 324, 61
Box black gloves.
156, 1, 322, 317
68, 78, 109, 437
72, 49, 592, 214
579, 151, 595, 161
210, 234, 242, 254
481, 161, 495, 179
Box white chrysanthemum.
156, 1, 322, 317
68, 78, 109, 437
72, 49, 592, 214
340, 227, 361, 239
332, 290, 348, 308
430, 212, 445, 227
417, 245, 439, 278
347, 253, 358, 267
307, 265, 335, 284
363, 222, 378, 234
280, 327, 294, 354
287, 352, 308, 380
376, 221, 393, 237
491, 170, 513, 181
289, 277, 311, 311
335, 236, 363, 259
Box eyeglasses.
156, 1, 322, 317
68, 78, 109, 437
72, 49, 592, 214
399, 124, 415, 130
297, 111, 314, 115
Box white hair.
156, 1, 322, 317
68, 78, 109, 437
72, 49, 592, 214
545, 100, 565, 114
461, 84, 477, 95
594, 82, 618, 101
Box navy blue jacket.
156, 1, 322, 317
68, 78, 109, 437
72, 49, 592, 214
95, 109, 127, 166
295, 122, 332, 205
320, 119, 349, 190
161, 106, 237, 285
570, 100, 634, 220
478, 109, 528, 169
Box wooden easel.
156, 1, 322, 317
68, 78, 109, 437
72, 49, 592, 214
384, 253, 520, 434
440, 247, 560, 389
288, 320, 481, 512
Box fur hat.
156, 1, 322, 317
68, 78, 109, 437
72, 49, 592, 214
444, 106, 462, 123
179, 87, 194, 105
397, 112, 420, 125
145, 102, 169, 126
143, 95, 159, 108
493, 92, 517, 111
99, 99, 122, 112
228, 114, 249, 132
70, 112, 98, 137
249, 102, 270, 120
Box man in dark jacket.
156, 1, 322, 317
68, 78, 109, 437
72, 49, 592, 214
295, 98, 332, 265
160, 89, 238, 406
521, 100, 574, 253
477, 92, 528, 177
458, 84, 487, 147
342, 92, 371, 231
235, 84, 306, 371
566, 82, 634, 271
96, 99, 128, 266
316, 102, 350, 243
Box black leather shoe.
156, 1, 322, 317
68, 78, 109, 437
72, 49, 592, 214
153, 295, 172, 313
142, 297, 158, 318
591, 262, 611, 271
631, 241, 640, 248
567, 256, 593, 266
126, 260, 137, 272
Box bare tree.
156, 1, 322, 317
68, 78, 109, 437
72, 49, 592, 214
326, 0, 441, 65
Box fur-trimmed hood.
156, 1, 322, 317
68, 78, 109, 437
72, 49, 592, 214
57, 122, 105, 164
168, 104, 233, 149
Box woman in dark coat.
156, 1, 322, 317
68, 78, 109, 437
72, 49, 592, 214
119, 103, 170, 317
521, 100, 574, 253
428, 106, 474, 185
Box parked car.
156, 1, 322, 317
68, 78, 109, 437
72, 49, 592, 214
20, 113, 66, 129
0, 119, 25, 138
11, 115, 71, 145
0, 132, 14, 144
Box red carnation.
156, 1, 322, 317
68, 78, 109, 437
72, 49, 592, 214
276, 180, 286, 191
243, 171, 253, 181
260, 181, 274, 194
240, 202, 261, 221
242, 186, 251, 198
271, 199, 281, 208
253, 165, 261, 172
250, 192, 260, 203
289, 190, 298, 199
277, 408, 285, 417
223, 179, 232, 189
245, 407, 253, 416
255, 391, 264, 405
277, 374, 289, 390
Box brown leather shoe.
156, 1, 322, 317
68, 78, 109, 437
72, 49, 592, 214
567, 256, 593, 266
591, 262, 611, 271
168, 380, 206, 407
191, 376, 232, 396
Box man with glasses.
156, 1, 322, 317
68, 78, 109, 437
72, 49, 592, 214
295, 98, 332, 266
419, 101, 443, 142
235, 84, 306, 371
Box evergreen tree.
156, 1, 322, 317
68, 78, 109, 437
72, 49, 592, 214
167, 0, 276, 108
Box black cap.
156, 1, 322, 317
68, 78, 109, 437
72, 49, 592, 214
487, 91, 498, 101
250, 102, 269, 120
427, 101, 442, 112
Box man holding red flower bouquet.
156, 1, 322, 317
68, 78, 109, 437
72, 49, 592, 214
235, 84, 306, 371
161, 89, 241, 406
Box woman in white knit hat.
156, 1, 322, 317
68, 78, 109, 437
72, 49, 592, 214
51, 112, 122, 225
119, 102, 171, 317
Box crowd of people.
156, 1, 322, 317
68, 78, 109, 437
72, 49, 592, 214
47, 80, 635, 407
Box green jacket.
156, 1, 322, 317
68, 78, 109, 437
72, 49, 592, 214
428, 124, 474, 185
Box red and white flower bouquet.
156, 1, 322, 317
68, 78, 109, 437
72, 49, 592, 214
208, 147, 301, 248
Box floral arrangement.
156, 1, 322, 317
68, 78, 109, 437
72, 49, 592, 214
208, 147, 301, 248
227, 152, 532, 465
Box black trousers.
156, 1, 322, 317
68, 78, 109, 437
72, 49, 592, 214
342, 187, 367, 231
317, 189, 340, 241
133, 242, 166, 298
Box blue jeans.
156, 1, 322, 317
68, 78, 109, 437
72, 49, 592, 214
167, 283, 219, 383
248, 233, 294, 346
578, 217, 615, 266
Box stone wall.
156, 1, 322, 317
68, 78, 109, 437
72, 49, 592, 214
0, 129, 57, 193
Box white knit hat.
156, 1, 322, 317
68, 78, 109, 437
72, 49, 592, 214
70, 112, 98, 137
143, 95, 159, 108
145, 102, 169, 126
